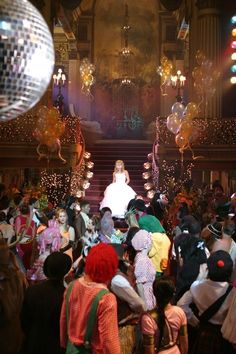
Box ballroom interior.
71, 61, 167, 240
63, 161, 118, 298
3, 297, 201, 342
0, 0, 236, 206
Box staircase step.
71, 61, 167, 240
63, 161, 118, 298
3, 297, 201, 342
85, 140, 152, 214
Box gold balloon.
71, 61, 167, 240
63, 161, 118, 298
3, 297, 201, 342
195, 50, 206, 65
184, 102, 199, 118
161, 56, 168, 66
180, 120, 194, 139
175, 133, 189, 149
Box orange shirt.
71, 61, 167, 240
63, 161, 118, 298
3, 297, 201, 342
60, 277, 120, 354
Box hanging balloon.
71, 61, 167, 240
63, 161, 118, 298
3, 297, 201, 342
192, 66, 204, 81
202, 59, 213, 71
195, 50, 206, 65
161, 56, 168, 66
171, 102, 185, 118
0, 0, 55, 122
166, 113, 182, 134
183, 102, 199, 118
175, 133, 189, 149
180, 120, 194, 139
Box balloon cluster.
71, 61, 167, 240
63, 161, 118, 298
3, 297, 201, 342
167, 101, 200, 155
142, 153, 155, 199
33, 106, 66, 163
75, 151, 94, 198
192, 50, 220, 102
157, 56, 173, 94
79, 58, 95, 98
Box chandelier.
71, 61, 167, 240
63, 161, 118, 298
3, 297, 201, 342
118, 3, 135, 86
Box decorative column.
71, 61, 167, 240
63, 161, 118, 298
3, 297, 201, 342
195, 0, 221, 119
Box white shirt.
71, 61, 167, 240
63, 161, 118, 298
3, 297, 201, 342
80, 212, 90, 228
177, 279, 234, 327
0, 222, 15, 243
111, 274, 146, 313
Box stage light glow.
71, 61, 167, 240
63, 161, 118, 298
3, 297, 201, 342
231, 65, 236, 73
231, 41, 236, 49
231, 16, 236, 24
232, 28, 236, 37
232, 53, 236, 60
230, 76, 236, 84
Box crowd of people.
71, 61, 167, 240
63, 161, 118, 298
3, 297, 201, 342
0, 175, 236, 354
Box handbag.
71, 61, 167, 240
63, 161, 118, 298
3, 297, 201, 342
65, 281, 109, 354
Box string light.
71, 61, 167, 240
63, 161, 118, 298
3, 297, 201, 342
40, 170, 71, 206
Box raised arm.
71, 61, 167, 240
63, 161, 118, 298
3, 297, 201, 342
125, 170, 130, 184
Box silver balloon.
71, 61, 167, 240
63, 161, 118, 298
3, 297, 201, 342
0, 0, 55, 122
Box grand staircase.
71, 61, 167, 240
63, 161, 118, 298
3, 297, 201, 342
85, 140, 152, 215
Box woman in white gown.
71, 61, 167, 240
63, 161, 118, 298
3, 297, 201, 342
100, 160, 136, 218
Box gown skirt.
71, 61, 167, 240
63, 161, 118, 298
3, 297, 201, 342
100, 173, 136, 218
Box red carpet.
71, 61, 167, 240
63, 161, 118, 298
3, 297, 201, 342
85, 140, 152, 215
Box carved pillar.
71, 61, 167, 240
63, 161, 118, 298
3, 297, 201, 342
195, 0, 221, 118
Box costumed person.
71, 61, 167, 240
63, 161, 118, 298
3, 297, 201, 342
201, 221, 223, 252
14, 203, 36, 271
74, 200, 91, 259
100, 160, 136, 218
131, 229, 156, 310
141, 277, 188, 354
177, 250, 236, 354
0, 239, 27, 354
21, 252, 72, 354
56, 208, 75, 260
147, 192, 169, 227
27, 219, 63, 282
111, 258, 146, 354
60, 243, 121, 354
98, 209, 124, 244
138, 215, 171, 278
0, 211, 15, 244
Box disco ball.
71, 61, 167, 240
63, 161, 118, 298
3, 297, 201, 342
0, 0, 55, 122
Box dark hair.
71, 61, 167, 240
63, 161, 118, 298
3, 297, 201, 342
175, 237, 207, 302
0, 196, 10, 210
35, 212, 48, 227
100, 207, 112, 218
223, 223, 235, 237
207, 250, 233, 282
13, 195, 23, 206
29, 197, 38, 206
180, 215, 201, 235
125, 226, 140, 246
0, 211, 6, 222
118, 259, 129, 275
80, 200, 90, 209
178, 202, 189, 219
124, 227, 139, 264
153, 278, 175, 350
19, 203, 30, 215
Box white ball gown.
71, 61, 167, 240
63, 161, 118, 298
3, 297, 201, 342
100, 172, 136, 218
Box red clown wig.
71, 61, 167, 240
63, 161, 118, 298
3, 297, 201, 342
85, 243, 118, 283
